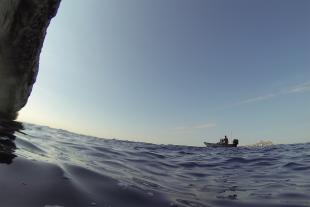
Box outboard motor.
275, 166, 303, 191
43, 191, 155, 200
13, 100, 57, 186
233, 139, 239, 147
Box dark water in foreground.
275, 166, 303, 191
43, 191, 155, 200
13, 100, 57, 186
0, 121, 309, 207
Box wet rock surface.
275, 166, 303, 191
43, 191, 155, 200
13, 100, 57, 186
0, 0, 61, 119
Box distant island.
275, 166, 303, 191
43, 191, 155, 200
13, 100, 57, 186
249, 140, 274, 147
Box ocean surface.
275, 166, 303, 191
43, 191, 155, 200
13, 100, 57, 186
0, 120, 309, 207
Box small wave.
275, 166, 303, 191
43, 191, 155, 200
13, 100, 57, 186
283, 162, 310, 171
0, 122, 309, 207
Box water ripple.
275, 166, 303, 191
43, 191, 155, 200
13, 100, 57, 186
0, 122, 307, 207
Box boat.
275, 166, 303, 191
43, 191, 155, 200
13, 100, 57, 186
204, 139, 239, 147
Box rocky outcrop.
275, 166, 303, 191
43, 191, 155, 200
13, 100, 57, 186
0, 0, 61, 120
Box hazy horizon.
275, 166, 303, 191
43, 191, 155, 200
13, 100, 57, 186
18, 0, 310, 146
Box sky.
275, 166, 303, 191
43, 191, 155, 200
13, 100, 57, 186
18, 0, 310, 146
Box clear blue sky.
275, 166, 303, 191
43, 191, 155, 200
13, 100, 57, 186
18, 0, 310, 146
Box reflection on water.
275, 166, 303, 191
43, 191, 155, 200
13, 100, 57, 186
0, 119, 23, 164
0, 122, 309, 207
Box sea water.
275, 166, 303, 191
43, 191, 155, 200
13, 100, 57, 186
0, 121, 309, 207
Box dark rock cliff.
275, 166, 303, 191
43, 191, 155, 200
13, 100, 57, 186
0, 0, 61, 120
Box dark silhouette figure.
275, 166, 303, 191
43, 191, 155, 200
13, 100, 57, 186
224, 136, 229, 145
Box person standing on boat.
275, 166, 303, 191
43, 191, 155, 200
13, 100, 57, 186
224, 135, 229, 144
